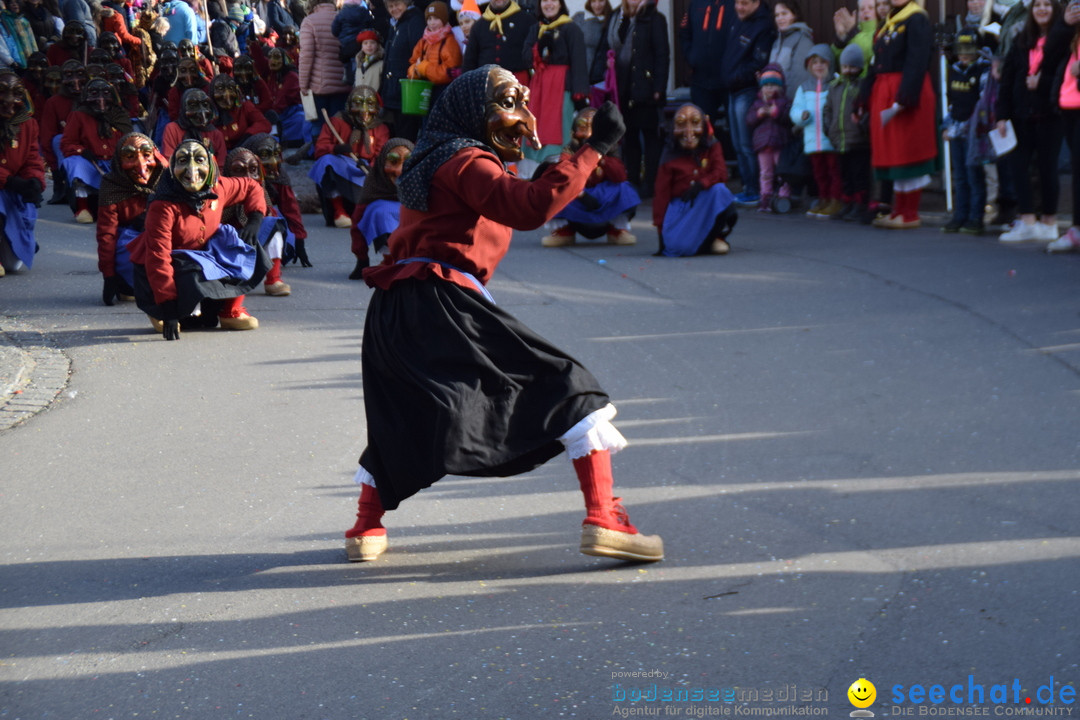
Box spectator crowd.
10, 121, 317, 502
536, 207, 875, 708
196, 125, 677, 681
1, 0, 1079, 297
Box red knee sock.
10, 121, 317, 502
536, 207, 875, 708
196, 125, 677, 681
330, 196, 348, 219
573, 450, 637, 533
902, 189, 922, 221
218, 296, 247, 318
345, 483, 386, 538
265, 258, 282, 285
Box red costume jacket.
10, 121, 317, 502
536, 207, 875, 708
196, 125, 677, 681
239, 78, 274, 113
39, 95, 76, 168
161, 122, 228, 169
60, 111, 126, 162
128, 176, 268, 304
0, 119, 46, 192
364, 145, 600, 294
96, 194, 146, 276
652, 142, 728, 228
268, 182, 306, 240
562, 149, 628, 188
267, 71, 301, 113
46, 44, 84, 67
218, 101, 272, 149
314, 117, 389, 164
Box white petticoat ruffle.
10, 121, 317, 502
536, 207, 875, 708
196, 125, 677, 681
352, 403, 628, 485
558, 403, 628, 460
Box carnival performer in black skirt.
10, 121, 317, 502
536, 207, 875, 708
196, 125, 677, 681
344, 65, 663, 564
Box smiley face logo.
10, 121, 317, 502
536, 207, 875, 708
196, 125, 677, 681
848, 679, 876, 709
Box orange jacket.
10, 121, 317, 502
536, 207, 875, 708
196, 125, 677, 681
407, 32, 462, 85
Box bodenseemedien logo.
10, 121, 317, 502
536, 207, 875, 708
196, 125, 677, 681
849, 678, 877, 718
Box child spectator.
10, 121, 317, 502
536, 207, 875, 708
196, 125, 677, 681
791, 44, 841, 218
823, 42, 871, 222
407, 1, 462, 108
355, 29, 384, 91
746, 63, 792, 213
942, 28, 991, 234
333, 0, 375, 85
454, 0, 482, 54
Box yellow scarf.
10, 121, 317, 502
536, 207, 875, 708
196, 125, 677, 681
538, 13, 571, 38
877, 1, 927, 41
483, 0, 521, 35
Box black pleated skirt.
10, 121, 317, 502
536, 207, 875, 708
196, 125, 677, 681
132, 243, 271, 320
359, 278, 610, 510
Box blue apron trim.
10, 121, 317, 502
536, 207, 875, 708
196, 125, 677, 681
396, 257, 495, 304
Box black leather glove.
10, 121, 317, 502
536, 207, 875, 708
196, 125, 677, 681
265, 110, 280, 125
680, 181, 703, 204
334, 142, 353, 156
295, 237, 312, 267
163, 318, 181, 340
80, 148, 99, 163
6, 176, 43, 205
578, 192, 601, 211
586, 101, 626, 157
241, 211, 264, 244
102, 275, 123, 306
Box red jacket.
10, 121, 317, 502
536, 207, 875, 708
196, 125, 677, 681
161, 122, 228, 169
96, 194, 147, 276
314, 116, 389, 164
0, 119, 46, 192
240, 78, 274, 113
652, 142, 728, 227
364, 145, 600, 293
218, 101, 272, 149
269, 182, 306, 240
60, 111, 126, 162
128, 176, 268, 304
562, 149, 628, 188
39, 95, 76, 168
267, 71, 302, 113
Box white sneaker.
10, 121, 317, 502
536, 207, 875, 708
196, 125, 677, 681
1047, 228, 1080, 253
999, 221, 1038, 243
1034, 222, 1060, 242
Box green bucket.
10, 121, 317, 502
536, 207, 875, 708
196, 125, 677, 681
400, 78, 433, 115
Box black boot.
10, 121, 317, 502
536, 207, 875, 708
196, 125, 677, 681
348, 257, 368, 280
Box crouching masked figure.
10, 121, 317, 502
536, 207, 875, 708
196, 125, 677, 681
243, 133, 311, 267
0, 70, 46, 277
127, 139, 271, 340
223, 146, 293, 296
347, 137, 413, 279
653, 103, 738, 257
541, 107, 641, 248
343, 66, 663, 564
60, 78, 134, 223
163, 88, 228, 169
96, 132, 168, 304
309, 85, 390, 228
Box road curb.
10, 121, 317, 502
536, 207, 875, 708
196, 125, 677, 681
0, 317, 71, 432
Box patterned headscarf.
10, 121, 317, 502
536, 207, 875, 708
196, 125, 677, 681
357, 138, 415, 206
397, 65, 502, 212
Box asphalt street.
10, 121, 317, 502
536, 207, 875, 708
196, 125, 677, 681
1, 193, 1079, 720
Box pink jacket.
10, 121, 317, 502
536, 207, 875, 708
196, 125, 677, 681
298, 2, 352, 95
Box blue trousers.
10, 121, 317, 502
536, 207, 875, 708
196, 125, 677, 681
949, 134, 986, 224
727, 88, 758, 196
